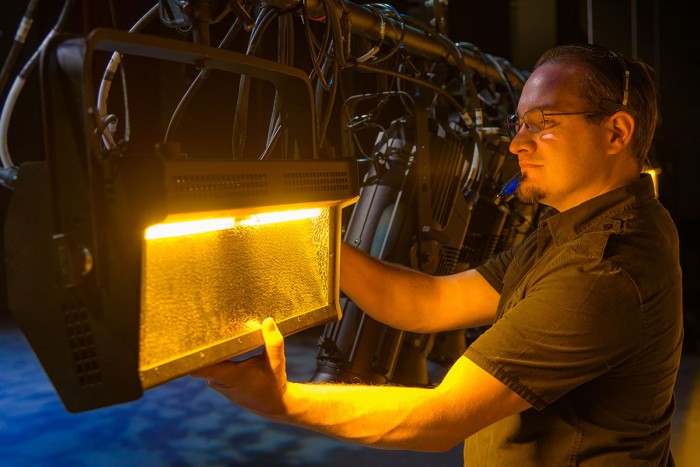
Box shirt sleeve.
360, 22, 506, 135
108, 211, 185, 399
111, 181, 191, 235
475, 233, 531, 294
465, 255, 643, 410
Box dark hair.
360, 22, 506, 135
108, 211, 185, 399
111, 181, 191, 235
534, 44, 658, 170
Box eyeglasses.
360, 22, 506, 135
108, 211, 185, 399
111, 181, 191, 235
504, 109, 601, 138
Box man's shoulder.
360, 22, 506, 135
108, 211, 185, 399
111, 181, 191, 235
575, 199, 681, 299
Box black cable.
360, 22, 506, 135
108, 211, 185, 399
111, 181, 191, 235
97, 2, 159, 152
317, 47, 339, 149
0, 0, 40, 101
164, 11, 249, 144
1, 0, 74, 170
17, 0, 74, 80
356, 4, 405, 65
106, 0, 131, 147
398, 18, 486, 191
265, 15, 287, 144
484, 53, 520, 109
302, 0, 333, 90
379, 15, 485, 192
301, 0, 331, 90
323, 0, 350, 68
354, 63, 462, 113
265, 12, 295, 150
231, 6, 279, 158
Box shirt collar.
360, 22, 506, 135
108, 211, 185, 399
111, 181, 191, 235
537, 174, 656, 250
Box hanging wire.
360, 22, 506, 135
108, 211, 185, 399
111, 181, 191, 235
323, 0, 351, 67
0, 0, 41, 102
0, 0, 75, 171
164, 5, 253, 144
396, 16, 489, 192
231, 6, 279, 158
483, 53, 521, 110
354, 4, 405, 65
301, 0, 334, 91
316, 44, 339, 149
262, 12, 296, 159
97, 3, 160, 151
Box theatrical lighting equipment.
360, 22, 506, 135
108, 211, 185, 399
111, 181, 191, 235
3, 29, 358, 412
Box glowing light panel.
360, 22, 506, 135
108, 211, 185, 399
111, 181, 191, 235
138, 207, 333, 386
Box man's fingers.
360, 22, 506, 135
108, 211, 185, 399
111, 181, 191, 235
262, 317, 283, 350
262, 318, 284, 356
262, 317, 287, 380
190, 318, 289, 415
191, 359, 237, 380
192, 318, 283, 384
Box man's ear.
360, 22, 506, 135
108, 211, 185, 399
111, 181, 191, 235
607, 111, 635, 155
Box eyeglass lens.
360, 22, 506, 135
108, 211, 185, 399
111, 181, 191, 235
505, 109, 545, 138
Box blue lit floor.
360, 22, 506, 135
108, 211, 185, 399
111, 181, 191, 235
0, 314, 462, 467
2, 313, 699, 467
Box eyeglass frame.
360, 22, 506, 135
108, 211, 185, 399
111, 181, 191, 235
503, 108, 603, 138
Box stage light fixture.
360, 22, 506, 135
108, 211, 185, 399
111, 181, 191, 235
3, 29, 358, 412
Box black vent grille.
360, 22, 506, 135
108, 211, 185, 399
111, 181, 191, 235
437, 245, 460, 276
62, 299, 102, 387
283, 171, 350, 193
172, 174, 268, 199
460, 232, 501, 268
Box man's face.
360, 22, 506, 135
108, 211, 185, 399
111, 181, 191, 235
509, 62, 614, 212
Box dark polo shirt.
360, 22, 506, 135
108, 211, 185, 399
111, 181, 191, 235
465, 174, 683, 466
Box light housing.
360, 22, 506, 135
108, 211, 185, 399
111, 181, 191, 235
3, 30, 358, 412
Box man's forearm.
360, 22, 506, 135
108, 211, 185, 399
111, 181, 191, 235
274, 355, 530, 452
339, 243, 499, 332
280, 381, 458, 452
195, 322, 531, 453
339, 243, 441, 332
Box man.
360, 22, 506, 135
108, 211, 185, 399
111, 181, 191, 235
194, 44, 683, 465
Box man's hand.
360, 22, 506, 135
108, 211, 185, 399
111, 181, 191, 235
192, 317, 289, 418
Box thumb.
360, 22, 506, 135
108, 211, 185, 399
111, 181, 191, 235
262, 317, 286, 380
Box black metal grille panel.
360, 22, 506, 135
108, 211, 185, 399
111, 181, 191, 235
283, 171, 350, 193
430, 138, 464, 229
460, 232, 501, 268
437, 245, 460, 276
62, 299, 102, 387
172, 174, 268, 199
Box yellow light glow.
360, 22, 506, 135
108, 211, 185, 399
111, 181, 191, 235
144, 208, 323, 240
238, 208, 322, 226
645, 167, 661, 199
145, 217, 235, 240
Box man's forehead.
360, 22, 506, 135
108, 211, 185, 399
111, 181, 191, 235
517, 62, 585, 112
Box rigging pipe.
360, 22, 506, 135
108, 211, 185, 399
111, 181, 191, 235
265, 0, 524, 88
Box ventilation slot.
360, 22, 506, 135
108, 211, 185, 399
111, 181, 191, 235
460, 232, 501, 268
437, 245, 460, 276
63, 299, 102, 387
283, 171, 350, 193
172, 174, 268, 200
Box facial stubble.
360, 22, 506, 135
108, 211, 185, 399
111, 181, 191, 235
515, 172, 545, 205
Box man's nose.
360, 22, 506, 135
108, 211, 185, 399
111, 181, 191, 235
508, 126, 535, 155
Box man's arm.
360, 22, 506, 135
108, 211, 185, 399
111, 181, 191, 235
194, 318, 531, 453
340, 243, 500, 333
